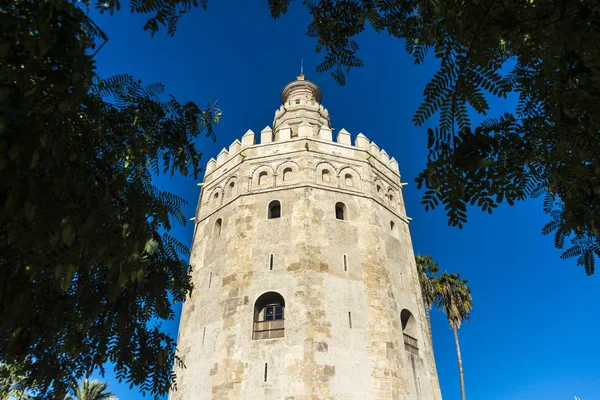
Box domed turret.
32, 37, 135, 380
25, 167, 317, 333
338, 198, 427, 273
273, 74, 331, 138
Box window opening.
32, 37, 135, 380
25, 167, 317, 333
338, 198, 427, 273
214, 218, 222, 236
202, 327, 206, 344
208, 272, 213, 288
253, 292, 285, 340
345, 173, 353, 186
283, 167, 293, 182
348, 312, 352, 328
343, 255, 348, 272
264, 304, 284, 320
335, 202, 346, 221
322, 169, 330, 182
268, 200, 281, 219
258, 171, 268, 186
401, 309, 419, 355
269, 254, 274, 271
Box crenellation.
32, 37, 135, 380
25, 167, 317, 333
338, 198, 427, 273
229, 139, 241, 155
278, 122, 292, 141
380, 149, 390, 164
369, 141, 380, 157
337, 128, 351, 145
260, 126, 273, 144
216, 148, 229, 166
319, 125, 333, 141
389, 157, 400, 174
298, 120, 312, 138
241, 129, 255, 147
355, 133, 370, 149
206, 157, 217, 175
205, 127, 402, 184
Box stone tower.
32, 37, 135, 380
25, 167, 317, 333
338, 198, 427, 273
169, 74, 442, 400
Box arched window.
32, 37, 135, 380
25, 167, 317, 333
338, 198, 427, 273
345, 173, 353, 186
229, 181, 237, 196
389, 192, 397, 208
335, 202, 347, 221
268, 200, 281, 219
283, 167, 293, 182
390, 221, 397, 235
322, 169, 330, 182
258, 171, 268, 186
401, 309, 419, 355
253, 292, 285, 340
377, 185, 382, 197
214, 218, 222, 236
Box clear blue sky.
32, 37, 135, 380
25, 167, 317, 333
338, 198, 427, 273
89, 2, 599, 399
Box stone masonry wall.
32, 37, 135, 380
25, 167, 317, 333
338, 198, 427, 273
168, 126, 443, 400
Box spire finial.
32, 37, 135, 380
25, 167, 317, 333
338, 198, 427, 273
296, 59, 306, 81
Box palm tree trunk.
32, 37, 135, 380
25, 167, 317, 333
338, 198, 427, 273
453, 327, 466, 400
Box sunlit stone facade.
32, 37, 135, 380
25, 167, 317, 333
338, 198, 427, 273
169, 74, 442, 400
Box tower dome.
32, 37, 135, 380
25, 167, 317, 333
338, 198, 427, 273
169, 76, 442, 400
280, 73, 323, 103
273, 74, 331, 137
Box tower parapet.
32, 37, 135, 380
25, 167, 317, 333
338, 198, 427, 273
171, 75, 442, 400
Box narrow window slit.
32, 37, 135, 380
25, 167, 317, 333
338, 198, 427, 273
269, 254, 274, 271
348, 312, 352, 328
264, 363, 268, 381
214, 218, 222, 236
202, 327, 206, 344
208, 272, 212, 288
343, 255, 348, 272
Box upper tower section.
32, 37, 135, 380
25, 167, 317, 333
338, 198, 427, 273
200, 73, 404, 212
273, 73, 331, 137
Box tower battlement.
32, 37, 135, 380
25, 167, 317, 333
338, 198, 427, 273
204, 127, 400, 178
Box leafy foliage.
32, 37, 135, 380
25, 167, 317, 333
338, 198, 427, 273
0, 362, 41, 400
436, 273, 473, 331
415, 254, 440, 312
90, 0, 600, 279
1, 0, 217, 397
96, 0, 209, 36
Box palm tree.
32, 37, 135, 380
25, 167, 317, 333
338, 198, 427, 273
415, 254, 441, 340
65, 379, 117, 400
437, 272, 473, 400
